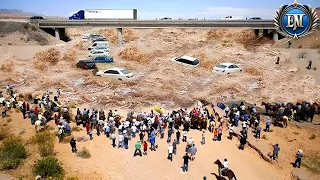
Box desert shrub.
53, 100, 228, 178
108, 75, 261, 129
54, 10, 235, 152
35, 131, 55, 157
100, 29, 117, 44
0, 126, 11, 141
0, 137, 27, 170
244, 66, 262, 76
1, 60, 14, 72
73, 42, 86, 50
119, 46, 149, 63
33, 156, 64, 179
60, 134, 72, 144
302, 153, 320, 173
309, 134, 316, 140
34, 48, 60, 65
62, 49, 77, 62
123, 29, 139, 42
72, 126, 81, 132
76, 147, 91, 158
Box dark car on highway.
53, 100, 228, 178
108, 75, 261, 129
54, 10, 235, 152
76, 56, 114, 70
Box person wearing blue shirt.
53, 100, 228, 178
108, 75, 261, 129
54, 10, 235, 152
265, 119, 272, 132
235, 114, 239, 127
243, 114, 249, 121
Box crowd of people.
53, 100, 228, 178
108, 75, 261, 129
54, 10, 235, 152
0, 86, 308, 178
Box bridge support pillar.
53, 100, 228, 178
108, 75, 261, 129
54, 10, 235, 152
262, 29, 268, 37
254, 29, 260, 37
117, 28, 123, 46
273, 30, 279, 41
54, 28, 60, 40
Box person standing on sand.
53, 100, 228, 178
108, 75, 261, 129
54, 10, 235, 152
217, 128, 222, 141
118, 133, 124, 148
182, 130, 187, 142
265, 119, 271, 132
307, 60, 312, 70
168, 143, 173, 161
69, 136, 77, 153
294, 149, 303, 168
111, 132, 116, 147
239, 134, 246, 150
124, 134, 129, 149
190, 144, 197, 161
182, 153, 190, 172
176, 129, 181, 144
89, 129, 93, 140
272, 144, 280, 160
143, 141, 148, 155
134, 141, 142, 157
172, 139, 177, 155
201, 131, 206, 145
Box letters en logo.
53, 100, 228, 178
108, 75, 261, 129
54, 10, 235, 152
274, 0, 318, 38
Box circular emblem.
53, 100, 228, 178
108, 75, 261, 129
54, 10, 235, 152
274, 0, 318, 39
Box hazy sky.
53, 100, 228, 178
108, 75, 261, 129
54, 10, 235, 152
1, 0, 319, 19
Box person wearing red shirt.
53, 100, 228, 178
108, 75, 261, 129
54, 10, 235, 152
85, 122, 90, 134
34, 107, 39, 116
143, 141, 148, 155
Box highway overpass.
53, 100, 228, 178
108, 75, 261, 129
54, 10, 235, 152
33, 19, 319, 44
36, 20, 277, 29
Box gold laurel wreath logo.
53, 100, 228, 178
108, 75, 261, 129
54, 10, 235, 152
274, 2, 318, 39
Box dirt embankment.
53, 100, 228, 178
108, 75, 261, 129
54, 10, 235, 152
0, 22, 63, 46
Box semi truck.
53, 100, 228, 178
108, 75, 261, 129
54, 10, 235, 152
69, 9, 137, 20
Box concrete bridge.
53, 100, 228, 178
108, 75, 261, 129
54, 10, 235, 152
32, 20, 289, 44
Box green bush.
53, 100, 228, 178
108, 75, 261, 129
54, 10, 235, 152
33, 156, 64, 179
77, 147, 91, 159
302, 153, 320, 173
0, 137, 27, 170
35, 131, 55, 157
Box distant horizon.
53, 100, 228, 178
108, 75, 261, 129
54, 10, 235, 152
0, 0, 319, 19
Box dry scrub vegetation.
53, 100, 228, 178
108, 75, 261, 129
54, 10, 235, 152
100, 29, 117, 44
123, 28, 139, 42
1, 60, 15, 72
73, 42, 87, 50
62, 49, 77, 62
244, 67, 262, 76
33, 48, 61, 70
119, 45, 150, 63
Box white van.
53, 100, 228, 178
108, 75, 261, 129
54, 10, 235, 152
88, 41, 109, 51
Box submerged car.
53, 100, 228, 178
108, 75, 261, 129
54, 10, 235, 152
170, 56, 200, 68
89, 50, 110, 57
212, 63, 242, 74
94, 67, 133, 80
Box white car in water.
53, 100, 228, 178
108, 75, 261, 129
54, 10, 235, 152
89, 50, 110, 57
212, 63, 242, 74
95, 67, 133, 80
171, 56, 200, 68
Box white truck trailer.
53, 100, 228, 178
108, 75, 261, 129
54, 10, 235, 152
69, 9, 137, 20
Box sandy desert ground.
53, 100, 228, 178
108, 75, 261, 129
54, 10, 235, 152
0, 21, 320, 180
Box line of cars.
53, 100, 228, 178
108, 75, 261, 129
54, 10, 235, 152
77, 34, 133, 81
171, 56, 242, 74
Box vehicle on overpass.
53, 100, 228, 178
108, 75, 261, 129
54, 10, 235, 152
220, 16, 244, 20
69, 9, 137, 20
161, 17, 172, 20
212, 63, 242, 74
249, 17, 262, 20
171, 56, 200, 68
76, 56, 114, 70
